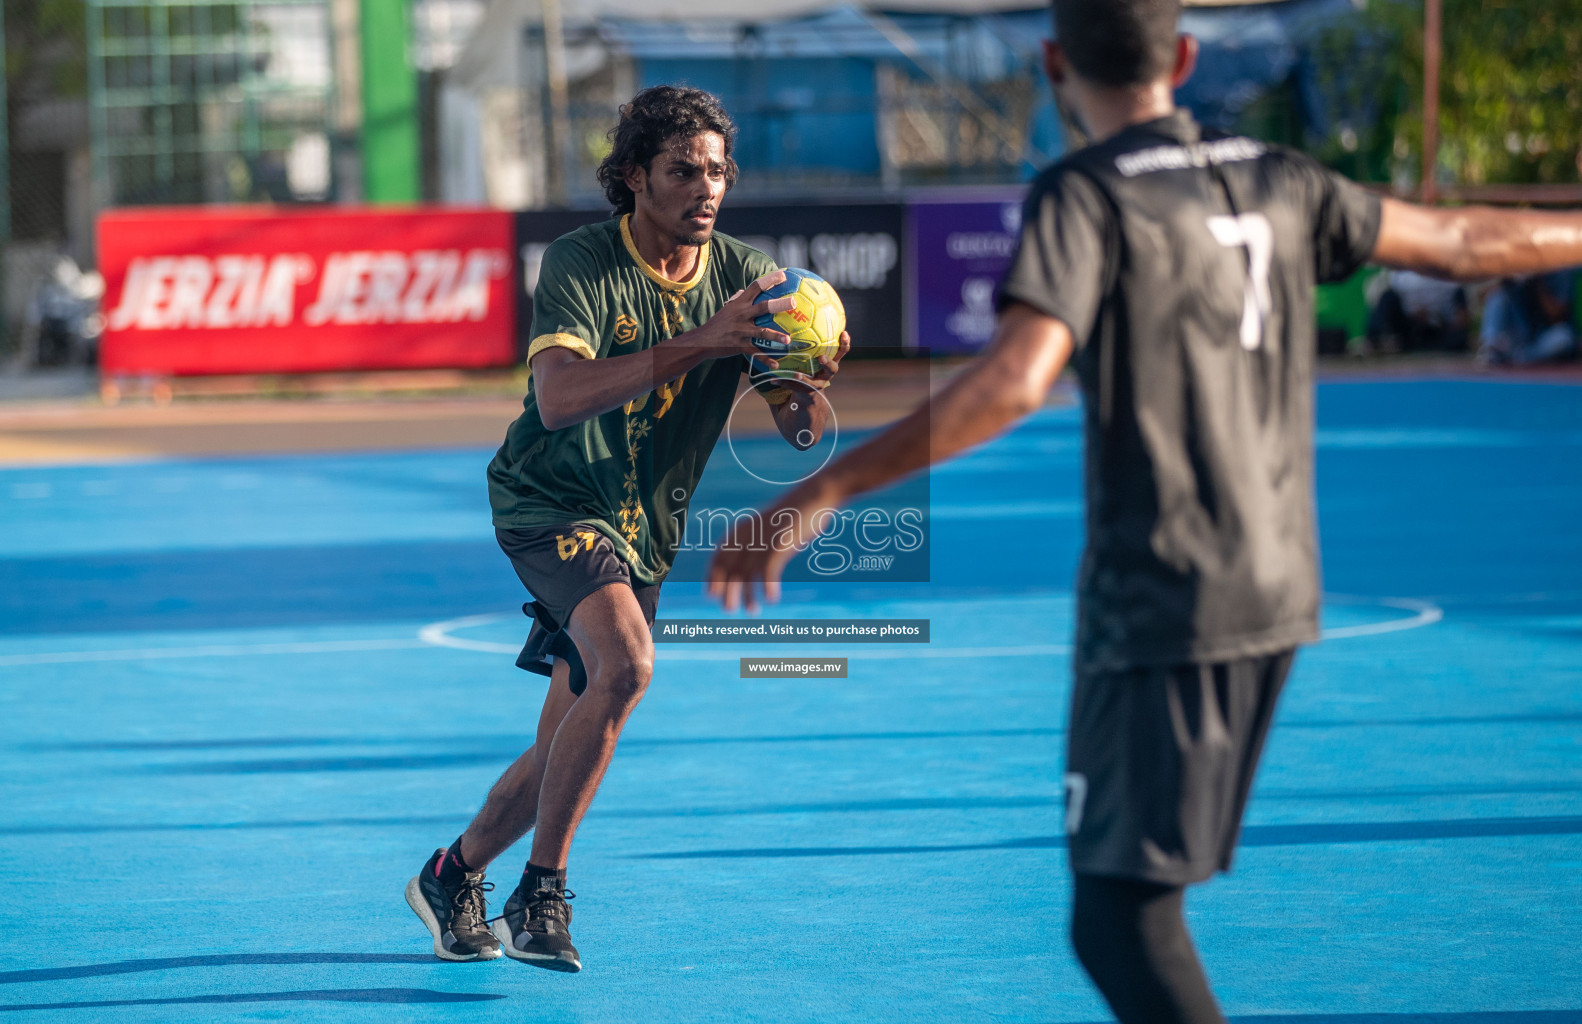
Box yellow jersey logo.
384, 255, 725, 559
623, 373, 685, 418
614, 313, 640, 346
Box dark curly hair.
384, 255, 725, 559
597, 85, 739, 214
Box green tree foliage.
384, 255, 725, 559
4, 0, 87, 104
1315, 0, 1582, 187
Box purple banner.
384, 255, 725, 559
909, 199, 1023, 355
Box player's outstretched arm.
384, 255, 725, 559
533, 271, 796, 431
1373, 198, 1582, 282
706, 303, 1074, 612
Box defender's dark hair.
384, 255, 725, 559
1051, 0, 1181, 89
597, 85, 739, 214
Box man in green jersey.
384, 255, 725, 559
405, 85, 848, 972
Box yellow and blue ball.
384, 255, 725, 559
751, 267, 845, 379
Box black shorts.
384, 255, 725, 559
495, 525, 661, 695
1064, 650, 1294, 886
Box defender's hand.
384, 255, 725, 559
681, 270, 795, 365
707, 477, 845, 614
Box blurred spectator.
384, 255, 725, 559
1477, 270, 1580, 366
1366, 270, 1470, 353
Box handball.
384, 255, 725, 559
751, 267, 845, 379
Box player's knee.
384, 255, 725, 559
590, 643, 653, 703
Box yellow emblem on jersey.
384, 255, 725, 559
661, 293, 685, 335
653, 375, 684, 419
614, 313, 640, 346
622, 373, 685, 418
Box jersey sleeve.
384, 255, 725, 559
998, 167, 1111, 344
742, 245, 779, 287
527, 238, 602, 365
1297, 155, 1383, 284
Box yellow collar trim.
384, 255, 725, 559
619, 214, 709, 293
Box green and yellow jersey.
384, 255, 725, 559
487, 214, 778, 585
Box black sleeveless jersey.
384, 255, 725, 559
1000, 110, 1381, 673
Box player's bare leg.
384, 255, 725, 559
493, 581, 654, 970
406, 658, 577, 961
529, 583, 653, 867
455, 661, 580, 868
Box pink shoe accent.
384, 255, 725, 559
434, 850, 447, 878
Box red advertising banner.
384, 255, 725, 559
97, 207, 516, 376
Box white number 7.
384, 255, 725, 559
1207, 213, 1273, 351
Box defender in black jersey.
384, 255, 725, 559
708, 1, 1582, 1019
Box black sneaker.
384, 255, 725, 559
405, 848, 503, 961
491, 879, 581, 972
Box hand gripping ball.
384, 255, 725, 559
750, 267, 846, 379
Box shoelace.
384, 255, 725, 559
485, 886, 575, 927
526, 886, 576, 925
453, 879, 494, 923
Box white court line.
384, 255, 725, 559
659, 643, 1073, 662
0, 638, 427, 667
1319, 596, 1444, 639
414, 597, 1446, 660
1423, 589, 1582, 606
0, 597, 1444, 669
417, 613, 517, 653
928, 501, 1082, 520
413, 613, 1074, 660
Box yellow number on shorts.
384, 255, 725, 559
555, 531, 597, 561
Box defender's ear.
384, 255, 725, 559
1171, 34, 1199, 90
1043, 39, 1068, 87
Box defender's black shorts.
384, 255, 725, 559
1064, 650, 1294, 886
495, 525, 661, 695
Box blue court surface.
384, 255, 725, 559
1, 378, 1579, 1022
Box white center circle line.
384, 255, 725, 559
415, 596, 1446, 657
416, 612, 519, 654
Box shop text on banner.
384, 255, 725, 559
515, 203, 906, 355
98, 207, 516, 375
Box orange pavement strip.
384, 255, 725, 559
0, 361, 956, 465
0, 399, 528, 463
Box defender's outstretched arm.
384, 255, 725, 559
818, 304, 1071, 499
1373, 198, 1582, 282
706, 302, 1073, 611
